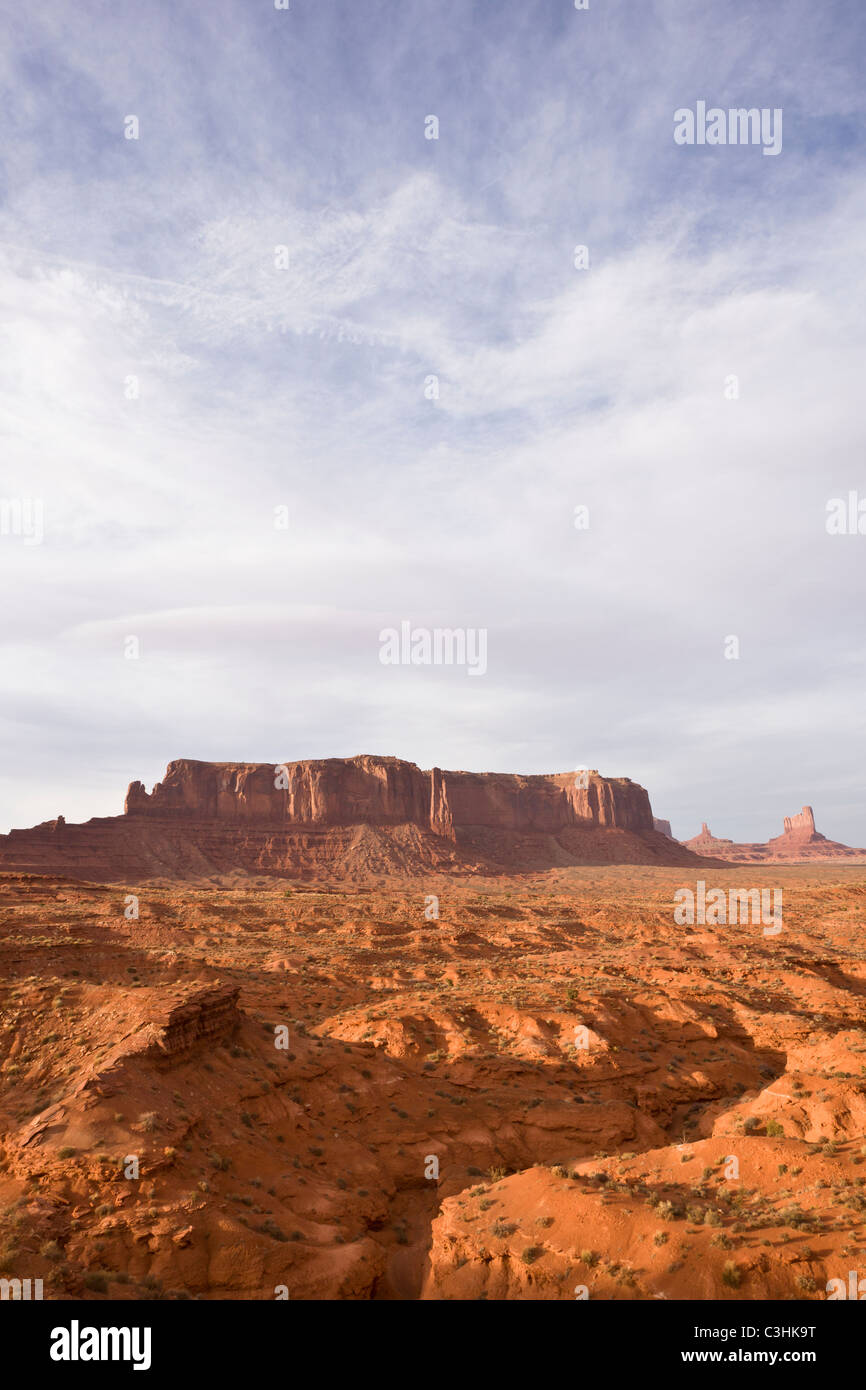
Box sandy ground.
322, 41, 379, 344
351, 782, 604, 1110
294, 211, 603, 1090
1, 863, 865, 1300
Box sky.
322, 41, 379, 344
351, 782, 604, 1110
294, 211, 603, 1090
0, 0, 865, 843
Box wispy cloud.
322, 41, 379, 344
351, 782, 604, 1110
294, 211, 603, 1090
1, 0, 865, 843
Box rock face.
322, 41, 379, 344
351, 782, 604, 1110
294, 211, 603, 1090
653, 818, 673, 838
685, 823, 736, 854
125, 757, 433, 830
146, 986, 241, 1062
0, 755, 704, 880
123, 757, 654, 837
782, 806, 817, 839
683, 806, 865, 862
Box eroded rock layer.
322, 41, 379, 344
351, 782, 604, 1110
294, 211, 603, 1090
0, 756, 701, 880
683, 805, 865, 863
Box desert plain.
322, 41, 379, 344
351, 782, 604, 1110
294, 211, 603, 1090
2, 857, 866, 1301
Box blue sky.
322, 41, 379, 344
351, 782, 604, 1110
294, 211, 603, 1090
1, 0, 865, 843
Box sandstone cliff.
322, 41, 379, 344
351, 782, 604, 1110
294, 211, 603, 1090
0, 755, 704, 881
122, 757, 654, 837
782, 805, 817, 839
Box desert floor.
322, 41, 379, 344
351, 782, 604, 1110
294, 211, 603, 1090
2, 864, 866, 1300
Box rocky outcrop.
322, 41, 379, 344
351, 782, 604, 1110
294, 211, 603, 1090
123, 757, 655, 837
653, 818, 673, 838
0, 755, 703, 880
146, 986, 241, 1061
782, 806, 817, 839
683, 806, 865, 862
684, 823, 736, 854
429, 766, 453, 839
125, 756, 432, 830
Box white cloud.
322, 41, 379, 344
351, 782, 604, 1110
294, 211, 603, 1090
1, 1, 865, 844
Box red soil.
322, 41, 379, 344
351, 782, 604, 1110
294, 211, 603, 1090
2, 862, 865, 1301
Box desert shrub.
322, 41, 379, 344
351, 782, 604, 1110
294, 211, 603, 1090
722, 1261, 742, 1288
780, 1206, 810, 1229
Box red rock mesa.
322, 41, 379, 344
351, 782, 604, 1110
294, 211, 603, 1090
0, 755, 705, 881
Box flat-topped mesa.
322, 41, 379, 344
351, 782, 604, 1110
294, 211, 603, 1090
123, 756, 654, 838
124, 756, 432, 831
653, 818, 673, 839
0, 755, 707, 878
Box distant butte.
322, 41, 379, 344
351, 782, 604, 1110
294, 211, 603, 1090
0, 754, 710, 882
683, 805, 866, 862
